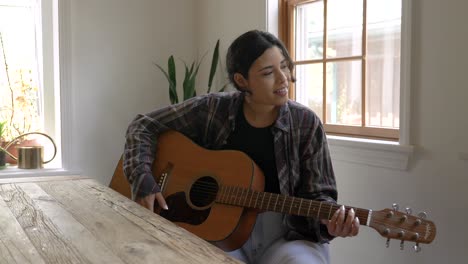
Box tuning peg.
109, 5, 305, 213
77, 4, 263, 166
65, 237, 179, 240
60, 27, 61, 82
382, 228, 390, 236
405, 207, 412, 214
386, 238, 390, 248
413, 243, 421, 252
400, 214, 408, 223
400, 240, 405, 250
418, 212, 427, 219
415, 212, 427, 226
392, 203, 399, 211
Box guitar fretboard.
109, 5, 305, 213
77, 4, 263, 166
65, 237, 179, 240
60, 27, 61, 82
216, 185, 370, 226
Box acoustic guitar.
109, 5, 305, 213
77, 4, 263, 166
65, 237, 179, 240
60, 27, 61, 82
110, 131, 436, 252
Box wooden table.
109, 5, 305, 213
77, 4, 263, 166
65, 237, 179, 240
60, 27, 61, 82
0, 176, 242, 264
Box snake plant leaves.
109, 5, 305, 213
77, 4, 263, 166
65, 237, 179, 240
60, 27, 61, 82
155, 56, 178, 104
207, 39, 220, 93
156, 39, 223, 104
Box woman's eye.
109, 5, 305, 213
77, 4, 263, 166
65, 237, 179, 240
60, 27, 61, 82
263, 71, 273, 76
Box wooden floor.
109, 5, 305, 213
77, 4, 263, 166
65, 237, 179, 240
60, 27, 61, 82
0, 176, 242, 264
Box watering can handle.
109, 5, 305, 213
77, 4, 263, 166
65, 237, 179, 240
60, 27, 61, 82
0, 132, 57, 164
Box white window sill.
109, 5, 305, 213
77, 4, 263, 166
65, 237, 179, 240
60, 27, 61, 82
327, 135, 414, 170
0, 167, 82, 179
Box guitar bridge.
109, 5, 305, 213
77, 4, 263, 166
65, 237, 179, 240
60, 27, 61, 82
157, 162, 174, 192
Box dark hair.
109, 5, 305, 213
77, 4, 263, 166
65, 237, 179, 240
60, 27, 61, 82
226, 30, 295, 90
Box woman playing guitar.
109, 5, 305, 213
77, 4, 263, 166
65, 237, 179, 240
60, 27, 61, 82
123, 30, 359, 264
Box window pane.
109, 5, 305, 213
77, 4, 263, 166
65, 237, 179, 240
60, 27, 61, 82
366, 0, 401, 128
326, 61, 362, 126
327, 0, 363, 58
0, 3, 42, 141
295, 1, 324, 61
295, 64, 323, 118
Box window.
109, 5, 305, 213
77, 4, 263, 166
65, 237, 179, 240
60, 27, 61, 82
280, 0, 404, 140
0, 0, 63, 170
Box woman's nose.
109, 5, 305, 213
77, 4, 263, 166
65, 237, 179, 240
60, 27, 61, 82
277, 69, 288, 83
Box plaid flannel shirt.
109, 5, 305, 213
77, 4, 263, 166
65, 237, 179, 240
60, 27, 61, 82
124, 91, 337, 243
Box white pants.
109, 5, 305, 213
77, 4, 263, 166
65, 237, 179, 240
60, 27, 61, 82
228, 212, 330, 264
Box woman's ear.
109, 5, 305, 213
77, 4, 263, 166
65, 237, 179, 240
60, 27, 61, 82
233, 73, 248, 89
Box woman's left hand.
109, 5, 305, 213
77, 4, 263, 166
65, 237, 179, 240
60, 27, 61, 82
322, 205, 360, 237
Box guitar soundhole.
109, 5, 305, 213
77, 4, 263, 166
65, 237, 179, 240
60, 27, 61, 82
190, 176, 218, 208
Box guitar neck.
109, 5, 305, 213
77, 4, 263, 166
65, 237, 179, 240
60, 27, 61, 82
217, 185, 371, 226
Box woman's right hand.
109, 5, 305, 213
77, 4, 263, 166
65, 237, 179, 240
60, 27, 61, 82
136, 192, 169, 211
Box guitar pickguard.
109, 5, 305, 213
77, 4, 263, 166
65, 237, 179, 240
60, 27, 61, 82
159, 192, 211, 225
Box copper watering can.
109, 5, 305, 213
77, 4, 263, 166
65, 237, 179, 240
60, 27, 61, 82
0, 132, 57, 169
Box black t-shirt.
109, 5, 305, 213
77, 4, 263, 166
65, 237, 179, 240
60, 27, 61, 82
222, 108, 281, 194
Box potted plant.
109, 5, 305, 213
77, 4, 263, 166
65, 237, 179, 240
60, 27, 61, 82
155, 39, 228, 104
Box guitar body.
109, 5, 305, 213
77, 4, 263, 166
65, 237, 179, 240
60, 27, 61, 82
110, 131, 265, 251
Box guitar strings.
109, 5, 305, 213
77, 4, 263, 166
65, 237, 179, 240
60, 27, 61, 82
161, 181, 429, 235
160, 181, 373, 219
163, 185, 428, 241
167, 183, 426, 227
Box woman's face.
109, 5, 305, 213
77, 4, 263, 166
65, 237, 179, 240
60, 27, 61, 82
235, 46, 291, 107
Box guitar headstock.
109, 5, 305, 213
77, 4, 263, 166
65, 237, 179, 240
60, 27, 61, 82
369, 205, 436, 251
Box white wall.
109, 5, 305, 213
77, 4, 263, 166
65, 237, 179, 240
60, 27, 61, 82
195, 0, 267, 94
70, 0, 196, 182
69, 0, 468, 263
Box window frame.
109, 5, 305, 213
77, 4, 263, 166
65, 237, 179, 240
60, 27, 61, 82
0, 0, 78, 177
279, 0, 408, 141
275, 0, 413, 170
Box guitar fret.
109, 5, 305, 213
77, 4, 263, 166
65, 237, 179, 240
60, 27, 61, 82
299, 198, 303, 215
307, 200, 312, 216
274, 195, 279, 211
231, 186, 236, 204
267, 193, 272, 211
289, 197, 294, 214
226, 186, 232, 204
260, 192, 265, 210
328, 204, 333, 220
241, 188, 245, 205
317, 202, 322, 219
219, 185, 225, 203
217, 185, 222, 203
242, 188, 248, 206
236, 187, 241, 205
241, 188, 249, 206
281, 196, 286, 212
254, 191, 259, 208
231, 186, 236, 205
248, 189, 253, 208
225, 186, 230, 204
258, 192, 262, 208
229, 186, 234, 204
